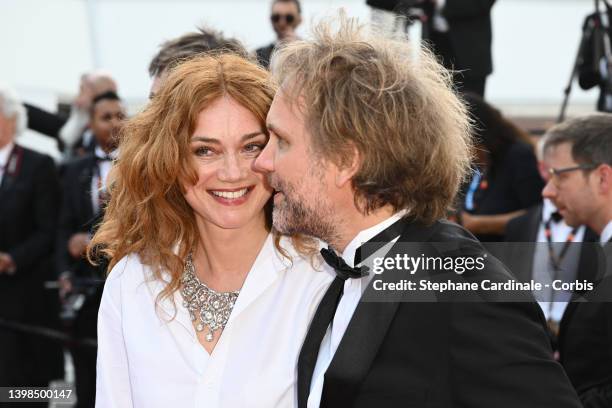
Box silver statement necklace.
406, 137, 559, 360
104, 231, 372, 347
180, 253, 240, 342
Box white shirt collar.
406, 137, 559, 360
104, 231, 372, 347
601, 220, 612, 244
94, 145, 118, 160
542, 199, 558, 223
341, 211, 406, 268
0, 142, 15, 167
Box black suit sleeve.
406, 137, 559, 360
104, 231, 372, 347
8, 155, 60, 273
24, 103, 67, 140
443, 0, 495, 21
450, 301, 581, 407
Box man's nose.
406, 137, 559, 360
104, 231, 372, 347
253, 142, 275, 173
542, 179, 557, 200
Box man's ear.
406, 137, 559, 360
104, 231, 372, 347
335, 144, 361, 188
597, 164, 612, 194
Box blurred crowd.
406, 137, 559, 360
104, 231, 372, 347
0, 1, 611, 407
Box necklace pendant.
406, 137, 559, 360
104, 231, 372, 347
205, 331, 214, 342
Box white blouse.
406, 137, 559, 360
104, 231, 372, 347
96, 234, 333, 408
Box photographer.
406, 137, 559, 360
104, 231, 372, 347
429, 0, 496, 97
578, 5, 612, 112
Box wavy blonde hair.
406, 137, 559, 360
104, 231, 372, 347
89, 53, 315, 304
271, 15, 473, 222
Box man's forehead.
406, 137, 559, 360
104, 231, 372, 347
272, 85, 306, 113
272, 1, 299, 14
547, 142, 575, 162
93, 100, 124, 115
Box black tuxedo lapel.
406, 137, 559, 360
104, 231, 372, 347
0, 145, 22, 199
523, 205, 542, 242
0, 170, 17, 199
319, 220, 437, 407
577, 228, 600, 282
514, 206, 541, 281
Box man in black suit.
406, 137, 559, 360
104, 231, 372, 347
255, 0, 302, 69
0, 86, 62, 390
541, 114, 612, 408
505, 136, 599, 345
429, 0, 495, 96
254, 16, 581, 408
56, 91, 125, 407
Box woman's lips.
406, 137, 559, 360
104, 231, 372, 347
208, 186, 253, 206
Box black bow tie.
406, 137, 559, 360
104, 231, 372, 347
95, 155, 113, 162
320, 247, 369, 280
550, 211, 563, 223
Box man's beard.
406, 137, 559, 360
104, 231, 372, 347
270, 175, 337, 243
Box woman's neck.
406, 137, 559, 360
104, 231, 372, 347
192, 213, 269, 292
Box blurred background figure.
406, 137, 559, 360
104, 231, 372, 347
55, 91, 125, 408
0, 85, 63, 393
577, 4, 612, 113
364, 0, 495, 96
429, 0, 496, 97
23, 71, 118, 158
505, 134, 599, 349
540, 114, 612, 408
255, 0, 302, 69
459, 93, 544, 242
61, 71, 118, 157
148, 26, 246, 98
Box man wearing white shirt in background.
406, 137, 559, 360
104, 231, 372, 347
56, 90, 125, 408
541, 113, 612, 408
255, 15, 581, 408
505, 135, 601, 345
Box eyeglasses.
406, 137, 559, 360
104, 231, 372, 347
548, 164, 597, 177
271, 13, 296, 24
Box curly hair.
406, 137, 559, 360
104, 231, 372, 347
90, 53, 316, 307
270, 15, 473, 222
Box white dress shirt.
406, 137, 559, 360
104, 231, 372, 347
91, 146, 117, 214
534, 199, 585, 322
96, 234, 334, 408
308, 212, 404, 408
601, 220, 612, 244
0, 141, 15, 185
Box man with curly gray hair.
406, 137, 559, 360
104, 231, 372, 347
254, 15, 582, 408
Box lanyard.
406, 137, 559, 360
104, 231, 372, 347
543, 218, 578, 271
464, 169, 488, 211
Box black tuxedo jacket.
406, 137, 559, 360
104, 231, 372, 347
0, 145, 60, 316
504, 204, 600, 284
55, 154, 104, 278
558, 238, 612, 407
302, 219, 581, 408
255, 42, 276, 69
0, 145, 61, 386
430, 0, 495, 80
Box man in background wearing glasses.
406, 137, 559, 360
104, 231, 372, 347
255, 0, 302, 69
542, 113, 612, 408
